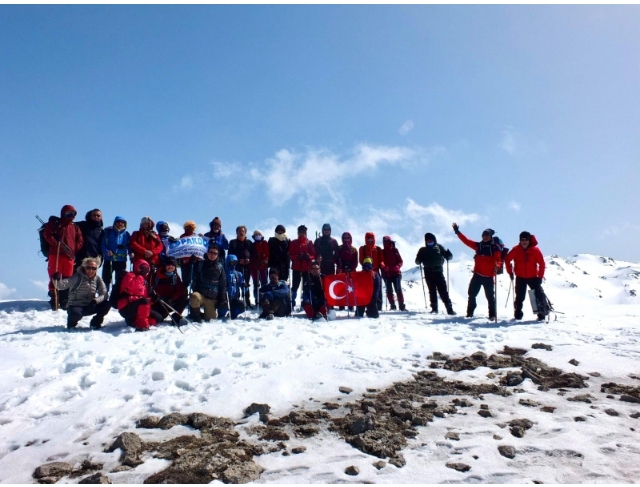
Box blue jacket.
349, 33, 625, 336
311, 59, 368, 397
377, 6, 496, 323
101, 216, 130, 262
225, 256, 245, 301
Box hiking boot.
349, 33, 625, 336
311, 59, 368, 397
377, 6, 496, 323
266, 313, 274, 320
189, 308, 203, 323
315, 312, 324, 320
399, 303, 406, 311
348, 306, 354, 312
430, 308, 438, 314
170, 312, 183, 326
537, 314, 545, 321
338, 306, 345, 311
489, 315, 496, 321
390, 303, 397, 311
465, 313, 474, 318
135, 327, 149, 332
446, 306, 456, 315
90, 316, 103, 329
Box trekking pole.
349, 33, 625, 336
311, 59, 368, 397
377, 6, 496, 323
494, 275, 498, 323
446, 259, 450, 293
419, 264, 428, 310
345, 271, 351, 319
53, 241, 61, 311
157, 299, 185, 332
505, 278, 513, 308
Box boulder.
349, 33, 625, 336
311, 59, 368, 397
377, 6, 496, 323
79, 473, 112, 484
33, 462, 73, 480
498, 445, 516, 459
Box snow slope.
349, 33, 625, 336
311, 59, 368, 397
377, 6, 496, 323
0, 254, 639, 484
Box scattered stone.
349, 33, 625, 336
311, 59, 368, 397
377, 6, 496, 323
344, 465, 359, 476
606, 395, 615, 399
259, 427, 290, 442
588, 372, 601, 377
110, 466, 131, 473
323, 402, 340, 410
472, 455, 479, 460
366, 388, 380, 393
486, 372, 496, 379
389, 454, 406, 468
445, 431, 460, 441
493, 434, 502, 440
630, 412, 640, 419
500, 371, 524, 387
498, 445, 516, 459
621, 395, 640, 404
157, 412, 188, 430
33, 462, 73, 480
221, 463, 263, 484
574, 416, 587, 422
533, 480, 544, 484
532, 343, 552, 351
107, 432, 142, 455
508, 419, 533, 438
446, 462, 471, 472
519, 398, 541, 407
79, 473, 111, 484
604, 409, 619, 417
478, 409, 493, 418
568, 394, 593, 404
339, 386, 353, 394
282, 450, 290, 456
430, 352, 450, 361
601, 382, 640, 399
480, 404, 489, 410
373, 460, 386, 470
540, 406, 556, 413
291, 446, 306, 454
294, 425, 319, 437
568, 359, 580, 366
501, 346, 528, 356
452, 398, 473, 407
136, 416, 160, 429
243, 403, 270, 417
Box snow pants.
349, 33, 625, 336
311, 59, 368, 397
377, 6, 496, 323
514, 277, 544, 319
151, 295, 188, 321
259, 298, 291, 319
251, 268, 268, 304
467, 273, 496, 318
424, 271, 453, 312
67, 300, 111, 329
119, 298, 162, 330
356, 301, 379, 319
189, 292, 219, 321
102, 260, 126, 289
383, 276, 404, 308
291, 270, 309, 307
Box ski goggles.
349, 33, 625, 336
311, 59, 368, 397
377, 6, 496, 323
63, 211, 77, 218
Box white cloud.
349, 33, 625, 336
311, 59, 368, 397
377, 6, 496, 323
30, 280, 49, 291
0, 282, 16, 300
399, 120, 414, 135
405, 199, 479, 243
508, 200, 521, 212
500, 127, 546, 156
500, 129, 516, 154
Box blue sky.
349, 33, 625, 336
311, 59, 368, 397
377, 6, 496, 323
1, 5, 639, 299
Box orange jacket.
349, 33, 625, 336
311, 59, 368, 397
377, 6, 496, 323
505, 235, 545, 279
358, 232, 384, 272
457, 232, 501, 277
130, 226, 163, 266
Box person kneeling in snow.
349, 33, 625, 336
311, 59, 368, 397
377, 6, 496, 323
189, 244, 228, 323
52, 256, 110, 329
302, 261, 327, 320
258, 268, 291, 320
150, 257, 187, 326
356, 257, 381, 319
219, 255, 246, 319
117, 259, 162, 331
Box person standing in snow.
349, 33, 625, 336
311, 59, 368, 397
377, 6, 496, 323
335, 231, 359, 311
453, 224, 502, 319
130, 217, 163, 267
52, 256, 110, 329
289, 225, 316, 310
268, 225, 290, 283
219, 254, 246, 320
156, 221, 177, 264
178, 220, 199, 295
250, 230, 270, 306
415, 232, 455, 315
101, 216, 131, 293
76, 209, 104, 269
43, 205, 84, 310
314, 223, 339, 277
203, 217, 229, 264
258, 268, 292, 320
356, 257, 381, 319
381, 236, 406, 311
302, 262, 327, 320
505, 231, 547, 321
359, 232, 384, 311
228, 225, 254, 307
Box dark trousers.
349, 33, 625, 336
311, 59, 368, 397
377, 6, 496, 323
356, 302, 379, 319
180, 263, 195, 294
467, 273, 496, 318
374, 270, 383, 311
151, 296, 188, 320
291, 270, 309, 304
102, 260, 127, 287
320, 262, 335, 276
383, 276, 404, 306
514, 277, 544, 319
275, 263, 290, 283
259, 298, 291, 318
238, 265, 252, 305
67, 300, 111, 328
251, 268, 268, 303
424, 271, 452, 311
119, 298, 163, 329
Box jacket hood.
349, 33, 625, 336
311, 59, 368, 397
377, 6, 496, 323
140, 216, 155, 230
382, 236, 394, 248
209, 217, 222, 232
113, 216, 127, 228
156, 221, 169, 234
133, 259, 150, 274
60, 205, 77, 223
424, 232, 437, 244
341, 232, 352, 244
84, 209, 103, 228
524, 235, 539, 247
364, 232, 376, 245
226, 254, 238, 267
322, 223, 331, 234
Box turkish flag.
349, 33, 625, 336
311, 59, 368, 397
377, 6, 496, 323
323, 272, 374, 307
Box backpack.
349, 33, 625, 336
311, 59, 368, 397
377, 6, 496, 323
529, 287, 554, 320
38, 216, 59, 260
109, 269, 129, 309
492, 236, 509, 275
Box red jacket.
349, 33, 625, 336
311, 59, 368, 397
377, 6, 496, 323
381, 238, 403, 278
152, 268, 184, 301
117, 260, 150, 310
130, 224, 163, 266
43, 205, 84, 260
457, 232, 502, 277
290, 237, 316, 272
505, 235, 545, 279
251, 240, 270, 271
359, 232, 384, 272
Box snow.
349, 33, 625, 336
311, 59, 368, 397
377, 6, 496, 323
1, 254, 639, 483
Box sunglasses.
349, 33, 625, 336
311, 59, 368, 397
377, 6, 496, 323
64, 212, 77, 218
208, 250, 219, 254
85, 266, 97, 271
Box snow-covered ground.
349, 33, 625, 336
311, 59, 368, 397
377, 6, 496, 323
1, 254, 639, 484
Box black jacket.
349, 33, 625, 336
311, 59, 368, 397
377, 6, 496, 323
77, 211, 104, 262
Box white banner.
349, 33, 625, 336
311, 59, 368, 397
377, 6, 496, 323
166, 236, 208, 259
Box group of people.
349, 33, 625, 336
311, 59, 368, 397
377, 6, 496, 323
40, 205, 546, 331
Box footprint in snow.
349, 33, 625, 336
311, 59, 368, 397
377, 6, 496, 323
175, 380, 194, 391
152, 372, 165, 381
173, 360, 188, 371
23, 366, 36, 378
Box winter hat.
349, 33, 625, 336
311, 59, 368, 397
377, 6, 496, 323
114, 216, 127, 227
275, 224, 286, 234
156, 221, 169, 234
341, 232, 352, 243
60, 205, 77, 219
382, 236, 394, 247
164, 257, 177, 267
482, 228, 495, 237
519, 231, 531, 240
252, 229, 263, 238
322, 223, 331, 232
269, 267, 279, 277
363, 257, 373, 265
297, 225, 307, 234
424, 232, 437, 243
183, 221, 197, 231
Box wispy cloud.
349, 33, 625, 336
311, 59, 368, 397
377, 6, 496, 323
30, 280, 49, 291
399, 120, 414, 135
508, 200, 521, 212
500, 128, 517, 154
405, 199, 480, 243
0, 282, 16, 300
500, 127, 546, 156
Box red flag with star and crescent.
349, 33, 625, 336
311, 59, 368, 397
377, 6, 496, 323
323, 272, 373, 307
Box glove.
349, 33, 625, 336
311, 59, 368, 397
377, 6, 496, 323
508, 273, 514, 281
302, 253, 310, 260
52, 272, 62, 281
263, 292, 274, 302
392, 266, 400, 274
452, 223, 460, 235
382, 266, 389, 274
91, 299, 97, 305
150, 291, 159, 302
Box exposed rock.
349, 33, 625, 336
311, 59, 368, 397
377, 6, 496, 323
294, 425, 319, 437
574, 416, 587, 422
158, 413, 188, 430
452, 398, 473, 407
107, 432, 142, 455
601, 382, 640, 399
621, 395, 640, 404
480, 404, 489, 410
136, 416, 160, 429
540, 406, 556, 413
373, 460, 386, 469
33, 462, 73, 480
500, 372, 524, 387
291, 446, 306, 454
445, 431, 460, 441
508, 419, 533, 438
344, 465, 359, 476
430, 352, 450, 361
348, 415, 375, 435
501, 346, 528, 356
243, 403, 270, 418
446, 462, 471, 472
588, 372, 601, 377
519, 398, 541, 407
323, 402, 340, 410
221, 462, 263, 484
339, 386, 353, 394
568, 359, 580, 366
259, 427, 290, 442
568, 394, 593, 404
110, 466, 131, 473
79, 473, 111, 484
604, 409, 619, 417
522, 361, 589, 389
188, 413, 215, 429
498, 445, 516, 459
532, 343, 552, 351
630, 412, 640, 419
493, 434, 502, 440
389, 454, 406, 468
478, 409, 493, 418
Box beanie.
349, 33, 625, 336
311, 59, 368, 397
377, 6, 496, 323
275, 224, 286, 234
297, 225, 307, 234
424, 232, 436, 243
141, 216, 152, 225
322, 223, 331, 232
252, 229, 263, 238
519, 231, 531, 240
482, 228, 495, 237
363, 257, 373, 265
183, 220, 197, 231
164, 257, 177, 267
